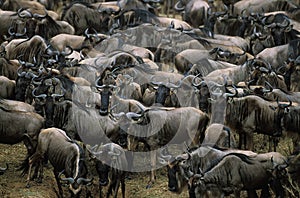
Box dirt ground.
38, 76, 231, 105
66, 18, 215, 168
0, 143, 189, 198
0, 135, 294, 198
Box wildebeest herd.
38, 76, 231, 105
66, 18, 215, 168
0, 0, 300, 197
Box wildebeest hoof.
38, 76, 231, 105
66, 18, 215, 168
146, 183, 153, 189
25, 183, 31, 188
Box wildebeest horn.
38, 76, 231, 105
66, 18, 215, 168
217, 50, 231, 58
84, 28, 98, 39
174, 0, 185, 11
264, 81, 273, 92
175, 153, 190, 161
108, 147, 122, 156
51, 87, 66, 98
0, 163, 8, 172
17, 8, 32, 18
277, 97, 292, 108
77, 177, 93, 185
61, 46, 73, 56
8, 27, 15, 36
17, 67, 27, 77
95, 77, 117, 89
167, 80, 182, 89
192, 73, 205, 87
159, 147, 172, 161
15, 27, 27, 37
224, 84, 238, 98
126, 112, 144, 120
32, 87, 47, 98
58, 171, 75, 184
32, 12, 48, 19
276, 19, 290, 28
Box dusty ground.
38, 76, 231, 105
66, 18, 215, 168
0, 135, 294, 198
0, 143, 189, 198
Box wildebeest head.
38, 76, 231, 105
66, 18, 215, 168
263, 14, 298, 46
59, 154, 92, 196
15, 57, 40, 102
192, 74, 210, 113
95, 75, 117, 116
88, 143, 127, 186
149, 78, 181, 107
32, 76, 66, 127
159, 148, 192, 194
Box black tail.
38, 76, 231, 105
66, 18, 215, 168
17, 155, 30, 176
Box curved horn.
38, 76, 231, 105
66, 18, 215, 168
166, 79, 182, 89
276, 19, 290, 28
15, 27, 27, 37
17, 8, 32, 18
108, 147, 122, 156
59, 172, 75, 184
32, 87, 47, 98
17, 67, 27, 77
160, 147, 172, 161
264, 81, 273, 92
126, 112, 144, 120
77, 177, 93, 185
0, 163, 8, 172
192, 73, 205, 87
61, 46, 73, 56
174, 0, 185, 11
51, 87, 66, 98
8, 27, 15, 36
32, 12, 48, 19
224, 84, 238, 98
277, 97, 292, 108
217, 50, 231, 58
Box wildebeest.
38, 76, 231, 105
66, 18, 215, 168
189, 152, 288, 197
124, 104, 209, 188
88, 143, 128, 198
26, 127, 92, 197
163, 145, 287, 197
225, 95, 292, 150
61, 2, 112, 35
174, 0, 209, 28
0, 75, 15, 99
0, 98, 44, 165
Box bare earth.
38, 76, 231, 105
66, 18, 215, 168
0, 143, 189, 198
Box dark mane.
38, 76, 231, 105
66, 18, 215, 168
61, 1, 94, 19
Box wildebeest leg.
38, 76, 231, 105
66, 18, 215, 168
36, 160, 44, 183
269, 180, 285, 198
31, 160, 43, 183
238, 132, 245, 149
245, 132, 254, 150
26, 163, 33, 188
146, 151, 156, 189
121, 177, 126, 198
247, 189, 258, 198
54, 170, 64, 198
113, 179, 121, 198
99, 185, 104, 198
